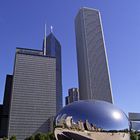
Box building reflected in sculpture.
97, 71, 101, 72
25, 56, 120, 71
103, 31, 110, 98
54, 100, 131, 140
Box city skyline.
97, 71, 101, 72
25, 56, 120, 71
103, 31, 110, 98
0, 0, 140, 114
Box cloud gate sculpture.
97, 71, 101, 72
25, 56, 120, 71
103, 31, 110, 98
54, 100, 131, 140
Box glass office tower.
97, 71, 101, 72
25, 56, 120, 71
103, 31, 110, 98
43, 32, 62, 111
75, 7, 113, 103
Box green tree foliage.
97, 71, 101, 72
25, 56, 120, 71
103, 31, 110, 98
46, 132, 55, 140
138, 134, 140, 140
2, 137, 8, 140
25, 135, 35, 140
34, 133, 42, 140
35, 133, 47, 140
25, 132, 56, 140
130, 132, 137, 140
10, 135, 16, 140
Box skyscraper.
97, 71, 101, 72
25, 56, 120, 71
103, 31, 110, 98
0, 105, 3, 137
75, 7, 113, 103
65, 88, 79, 105
0, 75, 13, 137
43, 31, 62, 111
8, 48, 57, 140
7, 31, 62, 140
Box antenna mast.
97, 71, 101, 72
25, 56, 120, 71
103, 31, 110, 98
43, 24, 47, 55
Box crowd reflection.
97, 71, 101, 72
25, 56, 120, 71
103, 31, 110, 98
55, 114, 129, 133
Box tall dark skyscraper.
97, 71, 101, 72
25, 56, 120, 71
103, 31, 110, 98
75, 7, 113, 103
0, 75, 13, 137
0, 29, 63, 140
43, 31, 62, 111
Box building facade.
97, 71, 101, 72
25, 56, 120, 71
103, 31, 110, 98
8, 48, 57, 139
129, 113, 140, 132
0, 75, 13, 138
65, 88, 79, 105
0, 105, 3, 137
75, 7, 113, 103
45, 33, 62, 111
4, 32, 63, 140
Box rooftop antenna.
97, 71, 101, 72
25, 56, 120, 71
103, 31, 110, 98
50, 25, 53, 33
43, 24, 47, 55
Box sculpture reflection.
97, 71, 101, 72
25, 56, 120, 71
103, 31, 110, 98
54, 100, 131, 140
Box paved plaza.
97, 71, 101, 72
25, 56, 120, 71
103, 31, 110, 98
55, 128, 130, 140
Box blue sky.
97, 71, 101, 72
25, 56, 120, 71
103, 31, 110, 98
0, 0, 140, 114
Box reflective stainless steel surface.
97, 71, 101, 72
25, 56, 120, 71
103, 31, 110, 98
54, 100, 131, 140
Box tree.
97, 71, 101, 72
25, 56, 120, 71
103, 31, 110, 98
46, 132, 55, 140
34, 133, 47, 140
25, 132, 56, 140
138, 134, 140, 140
2, 137, 8, 140
25, 135, 35, 140
10, 135, 16, 140
130, 132, 137, 140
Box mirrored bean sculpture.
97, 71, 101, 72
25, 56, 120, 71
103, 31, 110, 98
54, 100, 131, 140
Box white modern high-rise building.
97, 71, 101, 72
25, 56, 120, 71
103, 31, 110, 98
75, 7, 113, 103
